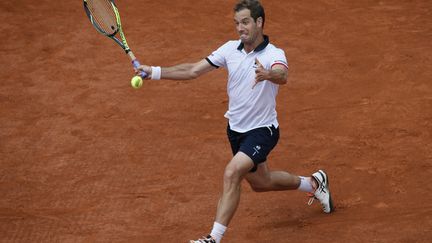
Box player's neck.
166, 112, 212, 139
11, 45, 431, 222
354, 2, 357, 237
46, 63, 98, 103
244, 34, 264, 53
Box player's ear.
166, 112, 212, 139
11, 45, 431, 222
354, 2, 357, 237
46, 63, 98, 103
256, 17, 263, 28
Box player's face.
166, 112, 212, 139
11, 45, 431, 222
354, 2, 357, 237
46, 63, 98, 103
234, 9, 262, 45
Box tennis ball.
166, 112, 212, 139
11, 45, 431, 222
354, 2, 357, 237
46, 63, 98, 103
131, 76, 143, 89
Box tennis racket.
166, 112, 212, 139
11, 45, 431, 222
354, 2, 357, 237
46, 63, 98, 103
83, 0, 147, 81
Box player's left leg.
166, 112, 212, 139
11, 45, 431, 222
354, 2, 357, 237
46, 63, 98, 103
245, 163, 334, 213
309, 170, 334, 213
245, 162, 303, 191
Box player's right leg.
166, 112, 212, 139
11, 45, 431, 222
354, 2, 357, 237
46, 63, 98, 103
190, 152, 254, 243
216, 152, 255, 225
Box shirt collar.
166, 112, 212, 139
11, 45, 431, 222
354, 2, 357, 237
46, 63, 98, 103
237, 35, 269, 52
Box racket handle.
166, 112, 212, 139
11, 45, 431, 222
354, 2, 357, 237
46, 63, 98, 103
132, 59, 148, 78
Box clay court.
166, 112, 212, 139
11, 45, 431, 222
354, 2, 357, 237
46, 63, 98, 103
1, 0, 431, 242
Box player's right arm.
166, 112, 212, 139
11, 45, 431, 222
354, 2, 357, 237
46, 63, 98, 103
135, 59, 216, 80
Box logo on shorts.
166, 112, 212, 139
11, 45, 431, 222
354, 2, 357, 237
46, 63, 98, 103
252, 145, 261, 156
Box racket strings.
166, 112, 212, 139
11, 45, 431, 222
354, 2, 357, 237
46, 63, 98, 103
87, 0, 118, 35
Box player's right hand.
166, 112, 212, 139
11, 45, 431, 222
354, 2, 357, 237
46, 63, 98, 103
134, 65, 152, 79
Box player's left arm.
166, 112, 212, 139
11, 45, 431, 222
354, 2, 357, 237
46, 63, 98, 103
254, 58, 288, 85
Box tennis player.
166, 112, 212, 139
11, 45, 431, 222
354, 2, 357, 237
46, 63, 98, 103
136, 1, 333, 242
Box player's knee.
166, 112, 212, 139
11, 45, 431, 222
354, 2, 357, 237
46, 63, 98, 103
223, 165, 242, 184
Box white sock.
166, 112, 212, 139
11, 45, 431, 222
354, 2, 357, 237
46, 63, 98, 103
297, 176, 314, 193
210, 222, 227, 243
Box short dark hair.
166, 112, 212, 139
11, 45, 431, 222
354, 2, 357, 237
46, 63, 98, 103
234, 0, 265, 28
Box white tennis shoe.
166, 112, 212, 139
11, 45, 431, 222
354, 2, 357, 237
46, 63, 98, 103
190, 235, 216, 243
308, 169, 334, 213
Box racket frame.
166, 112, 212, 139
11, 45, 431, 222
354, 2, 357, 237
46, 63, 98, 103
83, 0, 146, 78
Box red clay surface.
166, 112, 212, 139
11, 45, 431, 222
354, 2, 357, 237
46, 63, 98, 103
1, 0, 431, 242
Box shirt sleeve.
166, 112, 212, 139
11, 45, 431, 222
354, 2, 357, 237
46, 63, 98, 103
270, 48, 289, 69
206, 41, 234, 69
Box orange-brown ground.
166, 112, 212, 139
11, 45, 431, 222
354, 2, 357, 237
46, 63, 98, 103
1, 0, 431, 242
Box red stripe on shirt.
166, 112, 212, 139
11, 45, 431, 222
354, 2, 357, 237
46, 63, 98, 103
271, 62, 288, 69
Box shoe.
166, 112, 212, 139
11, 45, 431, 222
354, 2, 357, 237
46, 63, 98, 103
189, 235, 216, 243
308, 169, 334, 213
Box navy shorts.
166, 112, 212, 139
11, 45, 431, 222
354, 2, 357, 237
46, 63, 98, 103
227, 124, 280, 172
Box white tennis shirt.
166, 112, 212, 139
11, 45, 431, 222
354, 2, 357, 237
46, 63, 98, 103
206, 36, 288, 133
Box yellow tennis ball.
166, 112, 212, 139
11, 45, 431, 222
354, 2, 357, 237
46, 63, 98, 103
131, 76, 143, 89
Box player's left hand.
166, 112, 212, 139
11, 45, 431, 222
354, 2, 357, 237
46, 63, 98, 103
253, 58, 269, 88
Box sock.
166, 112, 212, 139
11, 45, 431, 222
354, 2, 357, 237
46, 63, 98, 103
297, 176, 314, 193
210, 222, 227, 243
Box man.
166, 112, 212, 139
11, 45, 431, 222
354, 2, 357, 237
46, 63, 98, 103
136, 1, 334, 242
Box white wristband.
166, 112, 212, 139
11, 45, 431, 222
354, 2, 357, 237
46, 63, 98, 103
151, 66, 161, 80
